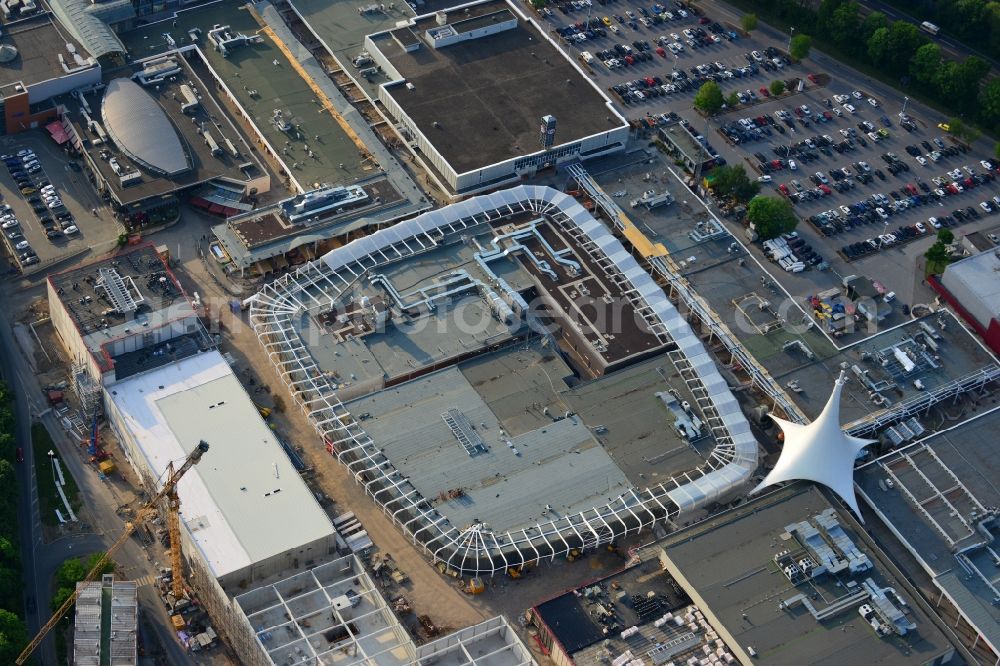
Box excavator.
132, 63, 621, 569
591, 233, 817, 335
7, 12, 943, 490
15, 440, 210, 665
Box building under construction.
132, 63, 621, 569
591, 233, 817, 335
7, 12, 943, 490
247, 184, 761, 576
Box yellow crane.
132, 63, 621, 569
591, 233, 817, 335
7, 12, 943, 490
16, 440, 210, 665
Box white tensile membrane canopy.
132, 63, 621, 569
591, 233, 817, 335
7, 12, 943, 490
752, 371, 875, 517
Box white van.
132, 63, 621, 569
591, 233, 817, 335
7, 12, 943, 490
580, 51, 595, 65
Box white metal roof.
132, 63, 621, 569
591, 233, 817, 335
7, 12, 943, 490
108, 350, 334, 580
101, 78, 190, 176
753, 371, 875, 517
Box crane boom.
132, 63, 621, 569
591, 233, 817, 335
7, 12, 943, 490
15, 440, 209, 665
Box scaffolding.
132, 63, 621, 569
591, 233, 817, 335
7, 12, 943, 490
567, 164, 805, 424
245, 184, 760, 575
844, 365, 1000, 439
95, 267, 143, 314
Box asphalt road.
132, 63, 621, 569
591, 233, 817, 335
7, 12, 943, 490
0, 282, 197, 665
0, 288, 53, 664
855, 0, 999, 73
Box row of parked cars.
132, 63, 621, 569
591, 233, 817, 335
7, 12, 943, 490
2, 149, 78, 269
904, 137, 965, 166
763, 232, 826, 272
809, 170, 1000, 239
841, 198, 999, 261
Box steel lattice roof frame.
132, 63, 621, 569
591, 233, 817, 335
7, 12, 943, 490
246, 185, 759, 575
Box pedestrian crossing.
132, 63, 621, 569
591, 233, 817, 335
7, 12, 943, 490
133, 573, 155, 587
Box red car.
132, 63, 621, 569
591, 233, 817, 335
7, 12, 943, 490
770, 159, 784, 170
807, 73, 819, 83
947, 183, 959, 194
656, 47, 666, 57
905, 183, 918, 195
759, 86, 770, 97
15, 447, 23, 463
778, 183, 790, 195
964, 176, 974, 188
699, 16, 710, 24
819, 184, 832, 195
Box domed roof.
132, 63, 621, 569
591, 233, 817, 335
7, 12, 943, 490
101, 78, 190, 176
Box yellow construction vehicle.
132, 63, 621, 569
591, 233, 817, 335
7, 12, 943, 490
15, 440, 210, 665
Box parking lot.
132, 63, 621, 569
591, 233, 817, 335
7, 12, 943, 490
0, 133, 117, 274
538, 0, 816, 123
711, 83, 1000, 276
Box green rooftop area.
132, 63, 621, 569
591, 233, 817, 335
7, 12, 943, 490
120, 0, 369, 189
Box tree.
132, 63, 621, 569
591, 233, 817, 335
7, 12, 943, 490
944, 56, 990, 115
725, 91, 740, 108
948, 117, 980, 144
741, 13, 758, 32
0, 609, 26, 665
995, 142, 1000, 160
828, 2, 861, 49
883, 21, 926, 75
56, 558, 86, 590
980, 79, 1000, 128
693, 81, 724, 115
747, 195, 798, 240
924, 241, 949, 271
789, 34, 812, 60
770, 79, 786, 96
937, 228, 955, 245
909, 43, 943, 89
867, 26, 890, 63
861, 11, 888, 41
708, 165, 760, 204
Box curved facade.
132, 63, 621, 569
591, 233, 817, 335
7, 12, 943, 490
101, 78, 190, 176
247, 185, 759, 575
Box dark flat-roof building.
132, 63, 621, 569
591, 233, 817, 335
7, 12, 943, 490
61, 49, 269, 220
363, 0, 629, 194
0, 14, 101, 135
655, 485, 958, 666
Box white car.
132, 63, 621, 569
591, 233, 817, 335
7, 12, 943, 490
852, 90, 863, 99
1, 219, 18, 229
833, 94, 850, 104
62, 225, 79, 235
928, 217, 941, 228
14, 240, 29, 250
46, 199, 63, 209
916, 156, 927, 166
914, 222, 927, 234
788, 159, 797, 170
981, 160, 994, 170
843, 103, 856, 114
757, 175, 772, 183
16, 149, 31, 157
751, 50, 764, 62
833, 107, 842, 117
867, 97, 879, 107
677, 8, 687, 17
610, 24, 619, 34
981, 201, 994, 213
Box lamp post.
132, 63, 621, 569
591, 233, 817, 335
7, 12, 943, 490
788, 26, 795, 53
900, 96, 909, 118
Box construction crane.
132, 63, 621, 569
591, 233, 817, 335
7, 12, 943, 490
16, 440, 210, 665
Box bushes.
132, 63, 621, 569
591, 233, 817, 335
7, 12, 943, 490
0, 384, 25, 662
